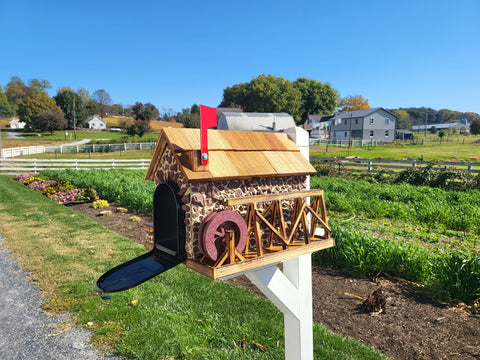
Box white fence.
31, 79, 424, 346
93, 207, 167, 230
0, 158, 151, 174
1, 142, 156, 158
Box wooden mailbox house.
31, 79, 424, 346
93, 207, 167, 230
144, 127, 334, 279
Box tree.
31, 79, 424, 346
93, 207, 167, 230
112, 104, 124, 116
28, 78, 51, 94
470, 120, 480, 136
219, 75, 303, 123
36, 109, 67, 134
292, 78, 339, 122
0, 86, 13, 118
337, 95, 370, 113
124, 119, 150, 137
54, 87, 89, 128
130, 102, 159, 121
92, 89, 113, 117
438, 130, 445, 139
391, 109, 410, 129
429, 126, 438, 134
17, 92, 58, 128
190, 104, 200, 115
144, 103, 159, 121
5, 77, 30, 113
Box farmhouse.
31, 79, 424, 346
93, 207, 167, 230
144, 127, 332, 275
217, 112, 296, 132
9, 118, 26, 129
86, 115, 107, 130
329, 108, 397, 142
305, 108, 397, 142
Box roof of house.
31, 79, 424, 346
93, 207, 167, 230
145, 127, 315, 183
332, 108, 397, 121
87, 116, 106, 123
216, 107, 243, 119
217, 112, 295, 132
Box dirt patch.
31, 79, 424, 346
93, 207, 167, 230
69, 202, 480, 360
2, 139, 66, 148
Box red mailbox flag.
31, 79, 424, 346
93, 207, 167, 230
200, 105, 217, 165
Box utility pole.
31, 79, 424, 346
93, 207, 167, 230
424, 108, 428, 138
348, 112, 353, 155
73, 97, 77, 140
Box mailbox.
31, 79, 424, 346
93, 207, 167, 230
97, 127, 334, 294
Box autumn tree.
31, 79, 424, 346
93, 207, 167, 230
36, 109, 67, 134
337, 95, 370, 113
292, 78, 339, 122
92, 89, 113, 117
0, 86, 12, 118
17, 92, 59, 128
391, 109, 410, 129
5, 77, 30, 113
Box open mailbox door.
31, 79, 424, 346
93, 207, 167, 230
97, 182, 185, 294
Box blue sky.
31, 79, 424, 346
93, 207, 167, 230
1, 0, 479, 114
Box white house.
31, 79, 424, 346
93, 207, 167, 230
9, 118, 26, 129
86, 116, 107, 130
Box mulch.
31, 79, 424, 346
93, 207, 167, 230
69, 202, 480, 360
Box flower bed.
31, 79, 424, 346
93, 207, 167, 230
14, 173, 98, 204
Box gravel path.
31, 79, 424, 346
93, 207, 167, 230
0, 234, 121, 360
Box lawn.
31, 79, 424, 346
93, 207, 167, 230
0, 175, 387, 360
311, 136, 480, 162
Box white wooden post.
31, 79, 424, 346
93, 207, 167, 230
229, 127, 314, 360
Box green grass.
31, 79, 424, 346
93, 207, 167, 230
18, 130, 159, 142
0, 175, 387, 360
21, 149, 154, 160
311, 136, 480, 162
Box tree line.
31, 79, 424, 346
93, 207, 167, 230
1, 75, 478, 134
0, 77, 166, 136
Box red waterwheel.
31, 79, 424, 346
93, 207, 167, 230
199, 210, 248, 262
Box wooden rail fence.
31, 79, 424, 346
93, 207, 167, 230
311, 157, 480, 174
0, 158, 151, 174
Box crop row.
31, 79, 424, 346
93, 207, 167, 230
313, 223, 480, 304
311, 176, 480, 234
41, 169, 155, 213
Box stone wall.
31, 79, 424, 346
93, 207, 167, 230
154, 147, 308, 260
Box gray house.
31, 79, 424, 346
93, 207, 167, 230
330, 108, 396, 142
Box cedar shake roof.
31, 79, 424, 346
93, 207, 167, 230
145, 128, 315, 183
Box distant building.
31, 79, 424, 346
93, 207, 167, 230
303, 115, 334, 139
396, 129, 415, 140
9, 118, 26, 129
217, 112, 296, 132
86, 116, 107, 130
412, 122, 469, 133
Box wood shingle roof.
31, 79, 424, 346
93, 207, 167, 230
145, 128, 315, 183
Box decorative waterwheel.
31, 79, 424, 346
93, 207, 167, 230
198, 210, 248, 263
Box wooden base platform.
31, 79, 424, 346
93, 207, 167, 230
185, 237, 335, 279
